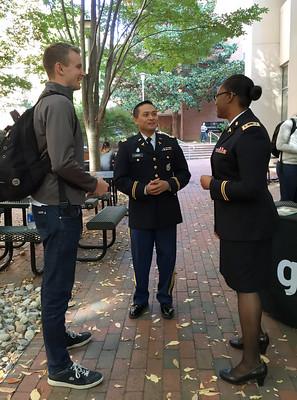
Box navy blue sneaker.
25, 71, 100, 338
48, 362, 103, 389
66, 330, 92, 350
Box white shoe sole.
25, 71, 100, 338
47, 375, 103, 389
66, 336, 92, 350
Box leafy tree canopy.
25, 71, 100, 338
0, 0, 267, 169
113, 43, 244, 113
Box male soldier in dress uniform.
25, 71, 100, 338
114, 100, 191, 319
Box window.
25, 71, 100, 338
281, 64, 288, 120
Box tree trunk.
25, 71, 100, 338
85, 123, 99, 172
172, 111, 179, 138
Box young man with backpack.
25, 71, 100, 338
32, 43, 109, 389
275, 116, 297, 202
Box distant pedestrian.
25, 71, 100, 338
100, 141, 115, 170
200, 122, 208, 142
276, 116, 297, 202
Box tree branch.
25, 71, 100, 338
70, 0, 79, 44
61, 0, 74, 44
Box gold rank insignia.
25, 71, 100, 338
242, 122, 260, 131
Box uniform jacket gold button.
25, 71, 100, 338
154, 166, 157, 169
155, 174, 159, 178
153, 157, 156, 161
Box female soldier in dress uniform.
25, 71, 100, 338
200, 74, 278, 386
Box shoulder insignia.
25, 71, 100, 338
242, 122, 260, 131
157, 130, 169, 137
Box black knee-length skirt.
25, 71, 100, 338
219, 239, 273, 293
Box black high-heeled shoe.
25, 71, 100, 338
229, 333, 269, 355
219, 362, 267, 386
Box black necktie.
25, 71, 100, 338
146, 137, 154, 150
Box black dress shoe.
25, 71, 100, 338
229, 333, 269, 355
129, 304, 148, 319
219, 362, 267, 386
160, 304, 174, 319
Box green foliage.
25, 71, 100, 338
0, 0, 267, 98
74, 103, 135, 142
113, 43, 244, 112
100, 107, 136, 141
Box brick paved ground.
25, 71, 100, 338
0, 159, 297, 400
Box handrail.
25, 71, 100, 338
207, 131, 220, 143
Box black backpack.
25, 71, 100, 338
271, 118, 296, 158
0, 92, 65, 201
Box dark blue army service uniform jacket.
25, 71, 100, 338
114, 132, 191, 229
210, 108, 278, 241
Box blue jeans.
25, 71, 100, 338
130, 226, 177, 306
32, 205, 82, 374
276, 162, 297, 202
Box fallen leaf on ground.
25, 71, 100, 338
220, 354, 232, 359
179, 322, 191, 328
249, 396, 262, 400
192, 395, 199, 400
184, 367, 195, 372
114, 384, 123, 388
165, 341, 180, 347
184, 298, 194, 303
172, 359, 179, 368
183, 374, 196, 381
0, 388, 15, 394
198, 388, 220, 396
285, 366, 297, 371
4, 377, 22, 384
153, 319, 160, 323
21, 371, 32, 376
235, 390, 246, 398
145, 374, 161, 383
115, 323, 121, 328
30, 389, 40, 400
260, 355, 270, 364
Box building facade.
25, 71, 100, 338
247, 0, 296, 135
159, 0, 296, 141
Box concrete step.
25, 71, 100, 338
179, 143, 215, 160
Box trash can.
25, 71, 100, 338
260, 201, 297, 327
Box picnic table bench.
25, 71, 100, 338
77, 205, 127, 262
0, 226, 42, 275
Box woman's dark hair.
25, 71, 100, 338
223, 74, 262, 108
101, 141, 110, 151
